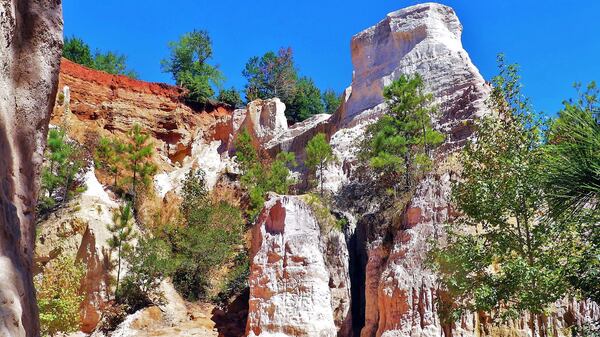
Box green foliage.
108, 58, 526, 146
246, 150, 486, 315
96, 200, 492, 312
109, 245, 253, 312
544, 82, 600, 218
165, 169, 246, 301
287, 77, 324, 123
161, 30, 223, 104
63, 36, 137, 78
359, 74, 444, 190
118, 237, 174, 313
234, 130, 297, 218
429, 56, 573, 326
95, 137, 126, 188
322, 89, 342, 114
543, 82, 600, 303
218, 87, 244, 108
63, 36, 94, 68
305, 133, 335, 195
107, 202, 136, 300
213, 251, 250, 307
243, 47, 298, 105
125, 124, 157, 201
39, 127, 87, 215
305, 193, 346, 234
95, 124, 156, 202
93, 51, 139, 78
36, 255, 85, 337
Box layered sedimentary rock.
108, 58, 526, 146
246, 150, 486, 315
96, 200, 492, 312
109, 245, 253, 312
246, 194, 351, 337
55, 58, 233, 165
0, 1, 63, 336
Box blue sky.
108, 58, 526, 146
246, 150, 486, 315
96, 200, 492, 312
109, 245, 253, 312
64, 1, 600, 115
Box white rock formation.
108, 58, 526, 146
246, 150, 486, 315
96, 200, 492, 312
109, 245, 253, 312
246, 194, 351, 337
241, 98, 288, 146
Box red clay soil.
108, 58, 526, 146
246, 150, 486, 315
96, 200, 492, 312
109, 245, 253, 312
60, 58, 186, 101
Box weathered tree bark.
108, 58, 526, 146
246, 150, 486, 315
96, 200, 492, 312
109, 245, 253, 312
0, 1, 63, 336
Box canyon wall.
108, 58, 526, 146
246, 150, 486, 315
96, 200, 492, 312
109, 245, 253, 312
0, 1, 63, 336
247, 3, 598, 337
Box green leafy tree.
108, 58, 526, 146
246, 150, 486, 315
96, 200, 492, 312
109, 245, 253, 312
306, 133, 335, 195
107, 202, 136, 299
63, 36, 94, 67
125, 124, 157, 201
288, 77, 324, 123
543, 82, 600, 303
243, 47, 298, 105
218, 87, 243, 108
430, 56, 573, 332
234, 130, 297, 218
360, 74, 444, 190
322, 89, 342, 114
36, 255, 85, 337
39, 127, 86, 214
93, 51, 138, 78
161, 30, 223, 103
95, 137, 126, 188
166, 169, 245, 300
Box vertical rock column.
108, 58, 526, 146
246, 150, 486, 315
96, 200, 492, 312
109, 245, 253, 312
0, 1, 63, 336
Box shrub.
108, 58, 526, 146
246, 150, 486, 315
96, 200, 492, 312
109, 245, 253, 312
305, 133, 335, 195
166, 169, 246, 301
36, 255, 85, 337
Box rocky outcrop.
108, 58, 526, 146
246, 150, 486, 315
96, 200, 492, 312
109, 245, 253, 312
246, 194, 351, 337
35, 168, 118, 333
54, 58, 233, 165
340, 3, 489, 143
0, 1, 63, 336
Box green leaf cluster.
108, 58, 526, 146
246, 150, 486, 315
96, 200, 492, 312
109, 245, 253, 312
242, 47, 339, 123
107, 202, 136, 299
164, 169, 246, 301
95, 124, 157, 202
218, 87, 244, 108
234, 129, 297, 219
161, 30, 224, 104
36, 255, 85, 337
429, 55, 595, 329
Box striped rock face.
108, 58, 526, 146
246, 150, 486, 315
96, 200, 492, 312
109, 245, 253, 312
0, 1, 63, 336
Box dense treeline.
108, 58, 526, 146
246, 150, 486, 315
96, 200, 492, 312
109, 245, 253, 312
66, 33, 342, 122
63, 36, 138, 78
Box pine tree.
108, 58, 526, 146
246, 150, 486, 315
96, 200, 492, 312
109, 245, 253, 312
107, 202, 136, 299
360, 74, 444, 190
39, 127, 86, 214
125, 124, 156, 202
306, 133, 335, 195
96, 137, 126, 188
